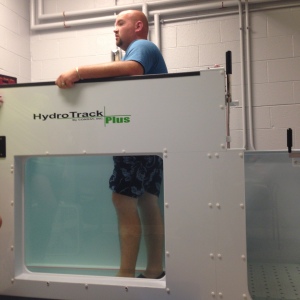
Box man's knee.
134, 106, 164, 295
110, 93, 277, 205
112, 192, 138, 210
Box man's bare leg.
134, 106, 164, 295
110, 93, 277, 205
112, 192, 141, 277
138, 192, 164, 278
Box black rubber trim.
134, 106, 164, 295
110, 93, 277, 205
0, 71, 201, 89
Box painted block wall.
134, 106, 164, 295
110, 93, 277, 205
0, 0, 30, 83
0, 1, 31, 298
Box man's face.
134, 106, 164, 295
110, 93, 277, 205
114, 12, 136, 51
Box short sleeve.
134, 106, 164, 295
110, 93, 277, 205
123, 40, 167, 75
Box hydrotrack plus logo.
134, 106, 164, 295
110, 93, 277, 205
33, 107, 131, 127
104, 107, 130, 126
33, 110, 104, 121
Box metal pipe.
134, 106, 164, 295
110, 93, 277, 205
149, 0, 282, 17
249, 2, 300, 12
154, 14, 161, 50
239, 0, 247, 150
142, 3, 150, 40
160, 10, 237, 24
38, 3, 142, 20
36, 0, 189, 21
245, 0, 255, 150
30, 0, 35, 29
31, 0, 194, 30
31, 0, 294, 31
142, 3, 148, 17
31, 15, 116, 31
32, 1, 234, 30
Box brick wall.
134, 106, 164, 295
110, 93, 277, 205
0, 0, 30, 83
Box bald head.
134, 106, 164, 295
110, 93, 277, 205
119, 10, 149, 37
114, 10, 149, 50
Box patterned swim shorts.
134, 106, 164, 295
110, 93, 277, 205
109, 155, 163, 198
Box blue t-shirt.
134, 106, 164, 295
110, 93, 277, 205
123, 39, 168, 75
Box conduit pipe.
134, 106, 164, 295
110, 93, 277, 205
239, 0, 247, 150
31, 0, 285, 31
150, 1, 239, 17
30, 0, 212, 31
142, 3, 150, 41
30, 0, 116, 30
250, 1, 300, 13
245, 0, 255, 150
142, 3, 148, 18
154, 14, 161, 49
35, 0, 190, 21
149, 0, 282, 17
160, 10, 238, 24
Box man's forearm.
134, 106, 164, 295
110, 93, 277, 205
55, 60, 144, 88
78, 61, 144, 79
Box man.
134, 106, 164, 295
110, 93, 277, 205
56, 10, 167, 279
55, 10, 167, 87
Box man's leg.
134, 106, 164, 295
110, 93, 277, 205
138, 192, 164, 278
112, 192, 141, 277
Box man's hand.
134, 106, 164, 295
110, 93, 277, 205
55, 69, 79, 89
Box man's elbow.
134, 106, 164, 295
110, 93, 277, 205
126, 61, 144, 76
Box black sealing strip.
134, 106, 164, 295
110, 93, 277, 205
0, 71, 201, 89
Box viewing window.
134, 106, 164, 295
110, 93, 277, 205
24, 155, 164, 277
